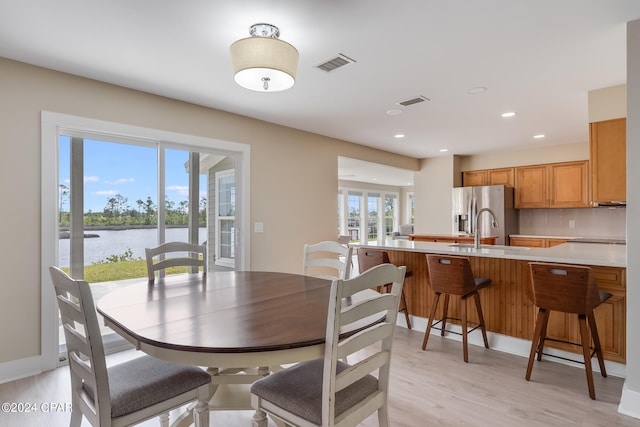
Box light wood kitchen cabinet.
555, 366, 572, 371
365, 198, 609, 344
463, 167, 514, 187
409, 235, 497, 245
488, 168, 515, 187
590, 118, 626, 204
549, 161, 589, 208
509, 237, 568, 247
546, 238, 569, 247
509, 237, 546, 247
463, 170, 488, 186
515, 161, 589, 208
515, 165, 548, 208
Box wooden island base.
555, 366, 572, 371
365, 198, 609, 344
384, 250, 626, 364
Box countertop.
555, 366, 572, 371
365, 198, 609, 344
511, 234, 626, 241
355, 239, 626, 267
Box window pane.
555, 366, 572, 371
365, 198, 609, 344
367, 195, 378, 241
385, 194, 397, 240
347, 193, 361, 241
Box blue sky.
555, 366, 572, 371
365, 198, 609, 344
59, 136, 205, 213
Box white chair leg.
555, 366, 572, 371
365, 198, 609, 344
193, 398, 210, 427
378, 405, 389, 427
69, 407, 82, 427
252, 408, 268, 427
159, 412, 169, 427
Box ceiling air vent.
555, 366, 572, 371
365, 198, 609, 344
397, 96, 430, 107
315, 53, 356, 72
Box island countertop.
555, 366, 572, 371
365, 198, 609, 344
355, 239, 626, 267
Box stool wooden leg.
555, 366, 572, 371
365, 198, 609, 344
526, 307, 547, 381
422, 292, 441, 350
400, 289, 412, 330
473, 291, 489, 348
536, 309, 550, 361
587, 312, 607, 378
441, 294, 450, 336
578, 314, 596, 399
461, 294, 469, 363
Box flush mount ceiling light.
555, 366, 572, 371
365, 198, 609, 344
501, 111, 517, 118
230, 23, 299, 92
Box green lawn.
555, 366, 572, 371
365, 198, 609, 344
61, 260, 190, 283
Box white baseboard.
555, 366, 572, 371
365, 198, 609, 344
0, 355, 46, 385
619, 383, 640, 420
399, 315, 626, 379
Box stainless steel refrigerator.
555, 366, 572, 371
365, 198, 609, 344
452, 185, 518, 245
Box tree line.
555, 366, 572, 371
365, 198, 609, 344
58, 185, 207, 227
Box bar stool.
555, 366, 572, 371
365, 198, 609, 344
422, 254, 491, 362
526, 262, 611, 400
357, 248, 413, 329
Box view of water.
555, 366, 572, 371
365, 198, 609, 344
58, 228, 207, 267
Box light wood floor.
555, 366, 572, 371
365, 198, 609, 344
1, 327, 639, 427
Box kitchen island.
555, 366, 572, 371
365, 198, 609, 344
355, 240, 626, 365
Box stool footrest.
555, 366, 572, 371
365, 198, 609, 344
537, 337, 598, 364
430, 317, 483, 336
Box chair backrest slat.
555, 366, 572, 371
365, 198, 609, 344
302, 240, 353, 280
145, 242, 207, 282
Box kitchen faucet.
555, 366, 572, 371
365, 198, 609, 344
474, 208, 499, 249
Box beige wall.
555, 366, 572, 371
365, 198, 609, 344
413, 156, 457, 234
458, 141, 589, 171
0, 57, 418, 365
589, 84, 627, 122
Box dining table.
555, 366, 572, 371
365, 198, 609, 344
96, 270, 374, 426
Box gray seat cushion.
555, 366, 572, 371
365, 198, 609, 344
83, 355, 211, 418
251, 358, 378, 425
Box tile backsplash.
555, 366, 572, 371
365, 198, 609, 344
518, 207, 626, 238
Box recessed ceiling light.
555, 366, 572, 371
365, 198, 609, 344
386, 109, 403, 115
439, 148, 449, 152
394, 134, 405, 138
468, 86, 487, 94
501, 112, 516, 118
533, 134, 545, 139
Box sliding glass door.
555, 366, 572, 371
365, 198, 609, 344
56, 134, 235, 354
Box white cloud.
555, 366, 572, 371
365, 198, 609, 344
167, 185, 189, 196
95, 190, 118, 196
84, 176, 99, 183
105, 178, 135, 185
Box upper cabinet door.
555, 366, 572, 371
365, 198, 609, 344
462, 170, 487, 186
488, 167, 515, 187
590, 118, 626, 204
515, 165, 548, 208
549, 161, 590, 208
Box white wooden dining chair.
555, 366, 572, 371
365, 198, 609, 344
302, 240, 353, 280
145, 242, 206, 282
250, 263, 406, 427
50, 266, 211, 427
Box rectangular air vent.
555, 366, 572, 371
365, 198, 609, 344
315, 53, 356, 72
397, 96, 430, 107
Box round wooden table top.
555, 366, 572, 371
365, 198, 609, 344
97, 271, 335, 354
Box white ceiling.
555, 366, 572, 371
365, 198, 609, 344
1, 1, 639, 185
